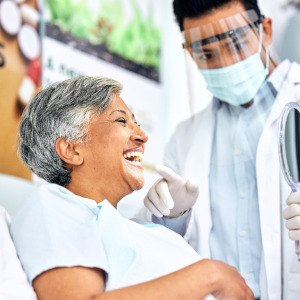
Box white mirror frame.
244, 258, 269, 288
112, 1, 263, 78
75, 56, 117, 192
278, 101, 300, 192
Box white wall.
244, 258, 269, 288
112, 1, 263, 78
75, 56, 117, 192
259, 0, 298, 57
160, 0, 211, 141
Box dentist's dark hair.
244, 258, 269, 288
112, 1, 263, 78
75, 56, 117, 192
173, 0, 262, 31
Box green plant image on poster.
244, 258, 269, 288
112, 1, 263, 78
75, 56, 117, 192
45, 0, 161, 71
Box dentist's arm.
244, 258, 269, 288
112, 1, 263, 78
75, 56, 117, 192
144, 165, 199, 218
284, 191, 300, 240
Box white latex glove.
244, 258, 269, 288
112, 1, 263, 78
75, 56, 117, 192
283, 191, 300, 240
144, 165, 199, 218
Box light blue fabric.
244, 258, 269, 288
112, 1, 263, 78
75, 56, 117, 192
11, 183, 200, 290
209, 80, 277, 298
199, 52, 268, 106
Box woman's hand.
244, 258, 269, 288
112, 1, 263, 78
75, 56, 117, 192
204, 259, 254, 299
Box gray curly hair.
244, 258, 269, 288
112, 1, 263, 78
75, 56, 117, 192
18, 76, 122, 186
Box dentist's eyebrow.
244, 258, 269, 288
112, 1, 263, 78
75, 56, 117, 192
110, 110, 136, 120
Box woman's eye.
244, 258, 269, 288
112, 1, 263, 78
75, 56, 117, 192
116, 118, 127, 124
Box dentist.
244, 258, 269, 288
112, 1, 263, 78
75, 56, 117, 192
144, 1, 300, 299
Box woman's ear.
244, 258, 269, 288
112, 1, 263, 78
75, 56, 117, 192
55, 137, 83, 166
262, 17, 272, 47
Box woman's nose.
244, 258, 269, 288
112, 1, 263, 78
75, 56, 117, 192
131, 126, 148, 144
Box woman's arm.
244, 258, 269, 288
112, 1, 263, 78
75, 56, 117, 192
33, 259, 253, 300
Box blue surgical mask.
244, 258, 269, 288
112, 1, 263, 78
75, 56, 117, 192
199, 37, 269, 106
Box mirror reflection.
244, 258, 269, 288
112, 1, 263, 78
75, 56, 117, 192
284, 107, 300, 187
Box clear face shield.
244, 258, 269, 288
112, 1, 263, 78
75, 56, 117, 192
182, 10, 272, 106
183, 10, 265, 70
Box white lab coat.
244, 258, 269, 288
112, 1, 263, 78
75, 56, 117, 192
164, 61, 300, 300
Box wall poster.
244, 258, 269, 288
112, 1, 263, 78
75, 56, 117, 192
0, 0, 42, 179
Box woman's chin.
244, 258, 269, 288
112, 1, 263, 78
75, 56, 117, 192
128, 173, 145, 192
135, 179, 145, 190
130, 176, 144, 192
123, 160, 145, 191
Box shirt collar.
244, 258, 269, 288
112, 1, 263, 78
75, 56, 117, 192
55, 184, 107, 215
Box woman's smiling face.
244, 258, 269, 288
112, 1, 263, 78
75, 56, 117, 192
77, 94, 148, 203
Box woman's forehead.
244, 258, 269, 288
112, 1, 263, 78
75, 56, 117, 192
94, 95, 133, 121
106, 94, 129, 111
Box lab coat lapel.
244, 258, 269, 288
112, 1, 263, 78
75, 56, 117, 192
183, 103, 215, 256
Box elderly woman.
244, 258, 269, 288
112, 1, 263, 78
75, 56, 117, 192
11, 76, 253, 299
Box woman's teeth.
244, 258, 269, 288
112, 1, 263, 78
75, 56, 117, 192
123, 151, 143, 162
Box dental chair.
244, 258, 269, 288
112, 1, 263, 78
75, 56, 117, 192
0, 173, 37, 299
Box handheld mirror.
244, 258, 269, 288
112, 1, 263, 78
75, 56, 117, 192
278, 102, 300, 261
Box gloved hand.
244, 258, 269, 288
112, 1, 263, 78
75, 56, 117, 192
144, 165, 199, 218
283, 191, 300, 240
